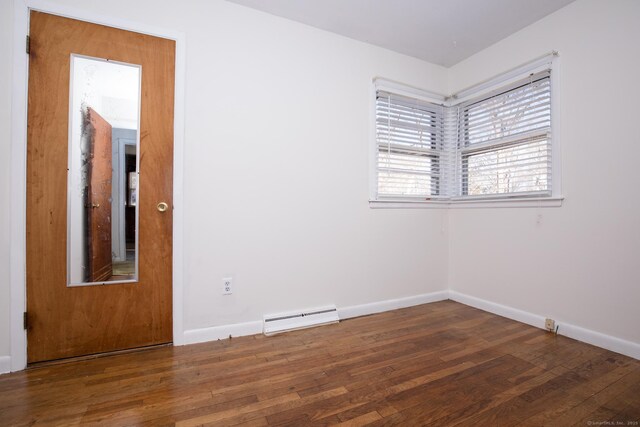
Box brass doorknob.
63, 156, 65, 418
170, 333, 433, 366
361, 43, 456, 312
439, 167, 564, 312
157, 202, 169, 212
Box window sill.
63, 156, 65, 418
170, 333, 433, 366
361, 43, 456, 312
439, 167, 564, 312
369, 200, 449, 209
369, 196, 564, 209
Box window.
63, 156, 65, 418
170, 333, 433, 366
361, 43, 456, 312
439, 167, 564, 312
374, 89, 445, 200
458, 70, 552, 198
371, 53, 559, 206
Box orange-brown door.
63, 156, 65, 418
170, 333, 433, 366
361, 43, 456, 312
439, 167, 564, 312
86, 108, 113, 283
26, 11, 175, 363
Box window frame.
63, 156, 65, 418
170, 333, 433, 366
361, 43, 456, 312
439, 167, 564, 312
369, 53, 563, 209
369, 78, 448, 204
455, 70, 554, 200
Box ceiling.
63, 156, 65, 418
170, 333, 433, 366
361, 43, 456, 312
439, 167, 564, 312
227, 0, 575, 67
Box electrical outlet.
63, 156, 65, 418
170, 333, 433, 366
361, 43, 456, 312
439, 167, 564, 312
545, 318, 555, 331
222, 277, 233, 295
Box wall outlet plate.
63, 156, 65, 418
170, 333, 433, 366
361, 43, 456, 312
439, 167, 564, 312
222, 277, 232, 295
545, 318, 555, 331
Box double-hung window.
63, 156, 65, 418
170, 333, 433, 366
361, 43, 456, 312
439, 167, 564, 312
374, 89, 445, 201
457, 70, 552, 198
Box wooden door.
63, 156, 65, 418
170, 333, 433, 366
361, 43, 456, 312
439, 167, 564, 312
87, 108, 113, 283
26, 11, 175, 363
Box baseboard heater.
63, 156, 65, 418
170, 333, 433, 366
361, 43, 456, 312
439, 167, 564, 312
263, 305, 339, 335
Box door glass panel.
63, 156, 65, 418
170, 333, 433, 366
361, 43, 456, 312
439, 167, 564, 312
67, 55, 141, 286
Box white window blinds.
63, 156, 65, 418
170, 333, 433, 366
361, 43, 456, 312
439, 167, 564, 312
371, 57, 555, 204
375, 90, 445, 199
457, 70, 552, 197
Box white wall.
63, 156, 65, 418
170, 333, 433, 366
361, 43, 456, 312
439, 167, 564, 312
447, 0, 640, 344
0, 0, 449, 364
176, 2, 449, 330
0, 0, 13, 360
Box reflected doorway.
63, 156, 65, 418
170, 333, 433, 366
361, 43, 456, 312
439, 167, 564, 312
111, 130, 137, 279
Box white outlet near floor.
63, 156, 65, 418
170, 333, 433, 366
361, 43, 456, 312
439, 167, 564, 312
222, 277, 233, 295
545, 318, 555, 330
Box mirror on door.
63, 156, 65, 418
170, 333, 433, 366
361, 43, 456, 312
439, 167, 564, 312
67, 55, 141, 286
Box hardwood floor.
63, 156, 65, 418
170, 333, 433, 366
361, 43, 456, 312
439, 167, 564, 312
1, 301, 639, 426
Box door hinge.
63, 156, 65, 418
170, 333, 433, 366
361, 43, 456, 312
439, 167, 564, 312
23, 312, 28, 330
26, 35, 30, 54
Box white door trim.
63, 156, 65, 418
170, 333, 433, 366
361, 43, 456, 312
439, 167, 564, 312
10, 0, 187, 371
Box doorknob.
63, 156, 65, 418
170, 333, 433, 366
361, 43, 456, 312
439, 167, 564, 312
91, 203, 100, 208
157, 202, 169, 212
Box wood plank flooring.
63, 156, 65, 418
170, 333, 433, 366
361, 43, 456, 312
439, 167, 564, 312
1, 301, 639, 426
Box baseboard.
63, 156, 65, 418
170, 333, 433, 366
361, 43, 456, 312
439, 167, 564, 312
448, 291, 545, 329
557, 322, 640, 361
0, 356, 11, 375
338, 290, 450, 320
183, 320, 263, 345
182, 290, 450, 345
449, 290, 640, 360
181, 290, 640, 362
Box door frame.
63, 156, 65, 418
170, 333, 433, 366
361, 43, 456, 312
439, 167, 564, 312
10, 0, 186, 371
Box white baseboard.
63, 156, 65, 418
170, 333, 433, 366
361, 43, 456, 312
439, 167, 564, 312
338, 290, 450, 320
182, 290, 450, 345
449, 291, 640, 360
0, 356, 11, 375
448, 291, 545, 329
183, 320, 263, 345
180, 290, 639, 361
557, 322, 640, 361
